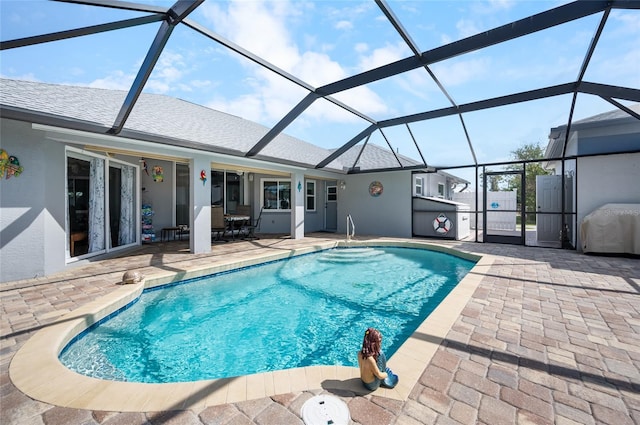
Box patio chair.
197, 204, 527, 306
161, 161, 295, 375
234, 205, 252, 237
242, 207, 263, 240
236, 204, 251, 216
211, 206, 228, 241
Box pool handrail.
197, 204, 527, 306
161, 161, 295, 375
346, 214, 355, 241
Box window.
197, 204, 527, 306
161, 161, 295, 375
415, 177, 424, 196
327, 186, 337, 202
262, 179, 291, 210
306, 180, 316, 211
438, 182, 445, 198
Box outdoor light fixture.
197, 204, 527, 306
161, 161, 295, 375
340, 180, 346, 190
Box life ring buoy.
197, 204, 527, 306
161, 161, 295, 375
432, 213, 452, 234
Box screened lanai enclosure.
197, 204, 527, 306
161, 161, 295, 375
1, 0, 639, 250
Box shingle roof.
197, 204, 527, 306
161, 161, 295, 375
1, 78, 424, 173
545, 103, 640, 159
0, 78, 356, 171
572, 103, 640, 125
328, 143, 423, 171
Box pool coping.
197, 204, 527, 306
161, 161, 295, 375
9, 239, 493, 412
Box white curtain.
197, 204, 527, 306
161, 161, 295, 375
88, 158, 105, 253
118, 165, 136, 245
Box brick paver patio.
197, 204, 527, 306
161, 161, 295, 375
1, 235, 638, 424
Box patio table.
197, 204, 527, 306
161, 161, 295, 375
224, 214, 250, 240
161, 226, 180, 242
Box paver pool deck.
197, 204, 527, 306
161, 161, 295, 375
1, 234, 639, 425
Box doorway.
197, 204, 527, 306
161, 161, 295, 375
325, 184, 337, 231
535, 175, 562, 245
67, 151, 138, 259
483, 170, 525, 245
211, 169, 245, 213
176, 163, 190, 227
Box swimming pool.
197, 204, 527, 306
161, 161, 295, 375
60, 246, 475, 383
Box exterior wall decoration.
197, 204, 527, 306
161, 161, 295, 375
200, 170, 207, 186
0, 148, 24, 179
433, 213, 452, 234
369, 181, 383, 197
152, 165, 164, 182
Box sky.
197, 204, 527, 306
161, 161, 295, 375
1, 0, 639, 180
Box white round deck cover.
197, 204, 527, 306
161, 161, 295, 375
301, 394, 350, 425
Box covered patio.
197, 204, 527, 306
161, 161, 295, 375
2, 235, 638, 424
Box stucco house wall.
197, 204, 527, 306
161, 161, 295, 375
301, 178, 330, 233
0, 116, 348, 283
545, 105, 640, 251
337, 171, 412, 238
1, 120, 67, 281
414, 173, 448, 198
0, 80, 432, 283
576, 152, 640, 249
139, 159, 175, 231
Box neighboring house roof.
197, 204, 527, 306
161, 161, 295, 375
436, 170, 470, 185
545, 103, 640, 159
0, 78, 411, 173
572, 103, 640, 125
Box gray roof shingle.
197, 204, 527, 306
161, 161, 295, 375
0, 78, 427, 172
0, 78, 352, 171
0, 79, 420, 171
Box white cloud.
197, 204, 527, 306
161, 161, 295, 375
85, 50, 195, 93
146, 51, 187, 93
331, 85, 388, 118
611, 10, 640, 35
191, 80, 214, 89
499, 55, 579, 84
395, 70, 434, 101
399, 3, 420, 15
320, 43, 335, 53
326, 2, 373, 22
69, 67, 84, 77
297, 51, 347, 86
198, 0, 389, 125
470, 0, 515, 15
87, 70, 134, 91
207, 93, 265, 123
456, 18, 481, 39
335, 20, 353, 31
591, 46, 640, 86
201, 0, 300, 72
0, 72, 38, 82
440, 34, 453, 45
485, 0, 515, 12
355, 43, 368, 53
431, 57, 491, 87
357, 41, 407, 72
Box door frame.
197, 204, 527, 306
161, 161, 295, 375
535, 174, 563, 244
324, 183, 337, 231
483, 169, 525, 245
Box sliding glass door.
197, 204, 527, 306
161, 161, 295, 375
210, 169, 245, 213
109, 162, 136, 248
67, 149, 138, 259
176, 163, 190, 227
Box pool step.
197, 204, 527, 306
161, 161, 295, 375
319, 247, 385, 263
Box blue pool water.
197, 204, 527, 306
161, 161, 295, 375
60, 247, 475, 383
